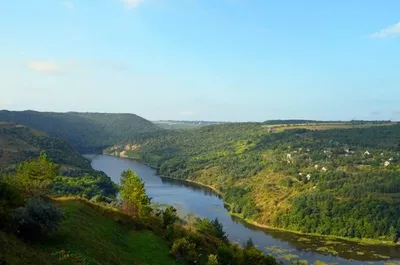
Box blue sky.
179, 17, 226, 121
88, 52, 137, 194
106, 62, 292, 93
0, 0, 399, 121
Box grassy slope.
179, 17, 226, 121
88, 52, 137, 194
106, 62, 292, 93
0, 110, 160, 153
0, 123, 91, 172
1, 199, 183, 265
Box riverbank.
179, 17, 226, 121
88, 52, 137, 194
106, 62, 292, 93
106, 153, 398, 247
155, 175, 398, 247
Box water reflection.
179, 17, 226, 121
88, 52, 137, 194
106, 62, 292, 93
160, 177, 221, 198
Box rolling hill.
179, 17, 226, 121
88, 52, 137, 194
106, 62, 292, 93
0, 122, 91, 172
106, 121, 400, 242
0, 110, 160, 153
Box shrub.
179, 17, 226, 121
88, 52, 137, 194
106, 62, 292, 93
13, 197, 64, 240
0, 181, 24, 229
206, 254, 219, 265
170, 237, 197, 263
162, 206, 178, 228
195, 217, 227, 241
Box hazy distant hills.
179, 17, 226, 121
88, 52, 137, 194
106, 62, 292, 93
0, 110, 160, 153
0, 122, 91, 172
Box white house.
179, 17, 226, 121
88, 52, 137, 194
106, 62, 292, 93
287, 154, 292, 160
299, 173, 303, 176
389, 157, 394, 161
364, 151, 371, 156
384, 161, 390, 167
306, 174, 311, 181
322, 167, 327, 172
314, 164, 319, 169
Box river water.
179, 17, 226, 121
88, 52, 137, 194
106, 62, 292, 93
85, 154, 400, 265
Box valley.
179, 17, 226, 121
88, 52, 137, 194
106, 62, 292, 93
2, 111, 400, 264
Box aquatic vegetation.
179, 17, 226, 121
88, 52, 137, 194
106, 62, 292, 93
373, 253, 391, 259
297, 237, 312, 243
265, 245, 291, 255
313, 261, 328, 265
291, 260, 308, 265
282, 253, 299, 260
316, 246, 339, 256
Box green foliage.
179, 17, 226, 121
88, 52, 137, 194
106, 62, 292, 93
0, 122, 92, 171
13, 197, 64, 240
245, 238, 255, 249
52, 171, 118, 199
0, 181, 23, 228
195, 217, 227, 241
243, 246, 278, 265
120, 169, 151, 217
0, 110, 160, 153
1, 199, 183, 265
170, 237, 198, 263
15, 154, 59, 196
112, 122, 400, 240
162, 206, 179, 228
206, 254, 219, 265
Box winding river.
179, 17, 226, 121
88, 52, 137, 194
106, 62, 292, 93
85, 154, 400, 265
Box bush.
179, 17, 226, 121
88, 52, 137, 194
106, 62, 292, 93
0, 181, 23, 228
206, 254, 219, 265
195, 217, 227, 241
170, 237, 197, 263
162, 206, 178, 228
13, 197, 64, 240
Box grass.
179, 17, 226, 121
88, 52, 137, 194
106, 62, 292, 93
1, 199, 184, 265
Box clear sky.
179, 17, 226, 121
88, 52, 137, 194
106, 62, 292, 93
0, 0, 399, 121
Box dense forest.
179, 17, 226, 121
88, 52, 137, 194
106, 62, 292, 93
0, 110, 160, 153
107, 122, 400, 241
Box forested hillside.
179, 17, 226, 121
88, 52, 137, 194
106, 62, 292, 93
0, 110, 160, 153
0, 123, 117, 199
107, 122, 400, 241
0, 123, 90, 171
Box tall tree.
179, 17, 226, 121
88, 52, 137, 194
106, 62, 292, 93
120, 169, 151, 217
15, 153, 59, 196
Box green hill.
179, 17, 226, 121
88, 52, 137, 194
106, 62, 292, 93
0, 123, 118, 199
106, 122, 400, 242
0, 111, 160, 153
0, 199, 183, 265
0, 122, 91, 172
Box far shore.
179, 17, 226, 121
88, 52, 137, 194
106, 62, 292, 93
104, 152, 398, 247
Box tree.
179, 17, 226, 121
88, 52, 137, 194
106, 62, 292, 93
120, 169, 151, 217
162, 206, 178, 228
206, 254, 219, 265
170, 238, 197, 263
211, 218, 227, 241
245, 238, 254, 249
195, 217, 227, 240
15, 153, 59, 196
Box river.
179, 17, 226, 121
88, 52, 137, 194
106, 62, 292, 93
86, 154, 400, 265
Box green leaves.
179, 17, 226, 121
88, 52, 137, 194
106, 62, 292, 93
15, 154, 59, 197
120, 169, 151, 217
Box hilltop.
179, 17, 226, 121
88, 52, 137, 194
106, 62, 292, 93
0, 110, 160, 153
106, 121, 400, 242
